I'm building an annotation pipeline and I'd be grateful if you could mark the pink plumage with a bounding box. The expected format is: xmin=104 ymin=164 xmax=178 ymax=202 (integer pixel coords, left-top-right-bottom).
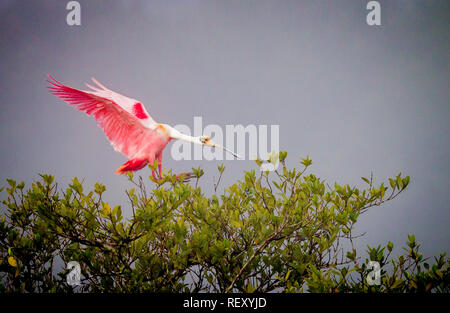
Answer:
xmin=47 ymin=75 xmax=169 ymax=176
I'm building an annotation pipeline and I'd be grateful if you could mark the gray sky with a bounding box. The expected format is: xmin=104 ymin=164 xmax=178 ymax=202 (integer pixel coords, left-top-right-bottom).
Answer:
xmin=0 ymin=0 xmax=448 ymax=259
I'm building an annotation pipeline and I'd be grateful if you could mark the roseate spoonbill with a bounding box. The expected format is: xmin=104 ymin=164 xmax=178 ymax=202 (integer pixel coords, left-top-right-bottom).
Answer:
xmin=46 ymin=75 xmax=239 ymax=180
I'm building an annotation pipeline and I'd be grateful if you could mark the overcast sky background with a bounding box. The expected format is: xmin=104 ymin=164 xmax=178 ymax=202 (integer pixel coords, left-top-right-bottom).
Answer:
xmin=0 ymin=0 xmax=448 ymax=260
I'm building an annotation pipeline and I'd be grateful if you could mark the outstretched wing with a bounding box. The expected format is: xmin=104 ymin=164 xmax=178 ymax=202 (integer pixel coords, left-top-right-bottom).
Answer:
xmin=47 ymin=75 xmax=160 ymax=159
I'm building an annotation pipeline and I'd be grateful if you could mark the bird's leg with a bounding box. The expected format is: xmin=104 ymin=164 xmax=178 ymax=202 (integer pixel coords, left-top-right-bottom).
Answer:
xmin=150 ymin=155 xmax=163 ymax=182
xmin=155 ymin=154 xmax=163 ymax=180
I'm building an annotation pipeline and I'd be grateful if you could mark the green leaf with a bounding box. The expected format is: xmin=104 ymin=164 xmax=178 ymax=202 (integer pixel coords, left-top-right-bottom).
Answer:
xmin=8 ymin=256 xmax=17 ymax=267
xmin=389 ymin=178 xmax=396 ymax=189
xmin=94 ymin=183 xmax=106 ymax=195
xmin=6 ymin=179 xmax=16 ymax=189
xmin=392 ymin=279 xmax=403 ymax=289
xmin=387 ymin=241 xmax=394 ymax=252
xmin=231 ymin=219 xmax=243 ymax=228
xmin=301 ymin=156 xmax=312 ymax=167
xmin=285 ymin=270 xmax=292 ymax=280
xmin=402 ymin=176 xmax=410 ymax=189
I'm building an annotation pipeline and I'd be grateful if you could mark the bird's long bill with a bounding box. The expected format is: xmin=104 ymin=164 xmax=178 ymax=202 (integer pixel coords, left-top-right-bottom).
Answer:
xmin=213 ymin=143 xmax=242 ymax=159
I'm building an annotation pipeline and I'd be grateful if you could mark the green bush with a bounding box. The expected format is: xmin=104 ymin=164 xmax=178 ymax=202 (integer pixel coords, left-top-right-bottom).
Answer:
xmin=0 ymin=153 xmax=448 ymax=292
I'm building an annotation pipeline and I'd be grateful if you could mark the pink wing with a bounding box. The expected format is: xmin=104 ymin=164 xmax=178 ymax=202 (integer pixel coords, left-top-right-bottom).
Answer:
xmin=47 ymin=75 xmax=162 ymax=159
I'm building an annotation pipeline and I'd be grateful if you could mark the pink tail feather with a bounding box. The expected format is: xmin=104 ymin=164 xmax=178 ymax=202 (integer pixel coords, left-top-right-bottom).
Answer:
xmin=115 ymin=159 xmax=148 ymax=174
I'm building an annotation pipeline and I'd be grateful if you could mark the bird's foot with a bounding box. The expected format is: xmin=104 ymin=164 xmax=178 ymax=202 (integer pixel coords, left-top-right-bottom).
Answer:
xmin=176 ymin=172 xmax=194 ymax=183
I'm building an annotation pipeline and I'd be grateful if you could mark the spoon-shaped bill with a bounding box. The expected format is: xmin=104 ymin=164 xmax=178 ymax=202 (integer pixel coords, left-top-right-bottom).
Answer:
xmin=213 ymin=143 xmax=242 ymax=159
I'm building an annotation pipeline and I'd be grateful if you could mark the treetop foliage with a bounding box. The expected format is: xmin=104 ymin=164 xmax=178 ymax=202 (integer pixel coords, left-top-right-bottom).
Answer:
xmin=0 ymin=153 xmax=448 ymax=293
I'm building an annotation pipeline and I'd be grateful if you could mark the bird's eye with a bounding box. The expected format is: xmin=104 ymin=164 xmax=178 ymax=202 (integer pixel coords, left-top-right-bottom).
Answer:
xmin=200 ymin=136 xmax=209 ymax=144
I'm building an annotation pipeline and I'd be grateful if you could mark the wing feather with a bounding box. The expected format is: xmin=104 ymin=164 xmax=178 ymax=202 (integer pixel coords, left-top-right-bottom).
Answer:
xmin=47 ymin=75 xmax=161 ymax=159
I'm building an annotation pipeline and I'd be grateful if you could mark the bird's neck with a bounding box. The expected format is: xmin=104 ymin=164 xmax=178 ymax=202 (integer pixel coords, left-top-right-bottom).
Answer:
xmin=164 ymin=124 xmax=200 ymax=144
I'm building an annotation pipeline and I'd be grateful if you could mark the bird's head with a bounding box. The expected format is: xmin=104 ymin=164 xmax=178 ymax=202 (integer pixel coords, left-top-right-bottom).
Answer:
xmin=199 ymin=135 xmax=242 ymax=159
